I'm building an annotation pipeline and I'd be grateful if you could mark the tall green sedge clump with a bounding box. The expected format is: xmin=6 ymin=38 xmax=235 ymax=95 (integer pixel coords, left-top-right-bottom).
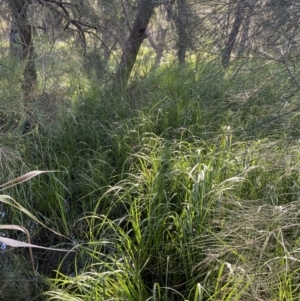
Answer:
xmin=41 ymin=111 xmax=264 ymax=299
xmin=42 ymin=119 xmax=293 ymax=300
xmin=4 ymin=55 xmax=300 ymax=300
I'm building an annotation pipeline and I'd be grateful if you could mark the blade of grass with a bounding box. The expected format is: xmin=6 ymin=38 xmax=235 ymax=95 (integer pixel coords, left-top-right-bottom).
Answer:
xmin=0 ymin=170 xmax=59 ymax=190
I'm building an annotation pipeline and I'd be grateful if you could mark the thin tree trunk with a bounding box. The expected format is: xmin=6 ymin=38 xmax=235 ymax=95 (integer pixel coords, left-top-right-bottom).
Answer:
xmin=9 ymin=1 xmax=37 ymax=96
xmin=9 ymin=0 xmax=37 ymax=132
xmin=238 ymin=0 xmax=257 ymax=55
xmin=146 ymin=27 xmax=167 ymax=66
xmin=9 ymin=13 xmax=21 ymax=59
xmin=20 ymin=23 xmax=37 ymax=98
xmin=114 ymin=0 xmax=158 ymax=88
xmin=177 ymin=0 xmax=188 ymax=65
xmin=221 ymin=0 xmax=246 ymax=67
xmin=101 ymin=19 xmax=111 ymax=61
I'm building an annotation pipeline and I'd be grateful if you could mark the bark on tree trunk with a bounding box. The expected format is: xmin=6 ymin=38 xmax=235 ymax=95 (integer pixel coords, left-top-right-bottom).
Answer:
xmin=177 ymin=0 xmax=188 ymax=65
xmin=20 ymin=23 xmax=37 ymax=97
xmin=238 ymin=0 xmax=257 ymax=55
xmin=9 ymin=1 xmax=37 ymax=96
xmin=101 ymin=19 xmax=112 ymax=62
xmin=114 ymin=0 xmax=158 ymax=88
xmin=146 ymin=27 xmax=167 ymax=67
xmin=221 ymin=0 xmax=246 ymax=68
xmin=9 ymin=0 xmax=37 ymax=132
xmin=9 ymin=13 xmax=21 ymax=59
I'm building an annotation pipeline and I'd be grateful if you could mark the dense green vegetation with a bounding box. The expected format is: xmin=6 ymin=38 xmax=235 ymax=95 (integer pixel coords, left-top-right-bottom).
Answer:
xmin=1 ymin=55 xmax=300 ymax=301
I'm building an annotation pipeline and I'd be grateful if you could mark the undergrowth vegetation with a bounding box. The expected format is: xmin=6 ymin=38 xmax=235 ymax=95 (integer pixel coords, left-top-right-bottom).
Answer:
xmin=1 ymin=57 xmax=300 ymax=300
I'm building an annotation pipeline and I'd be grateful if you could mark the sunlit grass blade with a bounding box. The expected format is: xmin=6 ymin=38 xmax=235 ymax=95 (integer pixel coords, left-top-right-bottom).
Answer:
xmin=0 ymin=170 xmax=59 ymax=190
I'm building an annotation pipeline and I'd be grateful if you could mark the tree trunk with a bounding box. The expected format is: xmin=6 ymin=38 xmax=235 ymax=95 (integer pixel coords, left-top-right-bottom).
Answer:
xmin=146 ymin=27 xmax=167 ymax=67
xmin=177 ymin=0 xmax=188 ymax=65
xmin=221 ymin=0 xmax=246 ymax=68
xmin=101 ymin=19 xmax=111 ymax=61
xmin=9 ymin=1 xmax=37 ymax=96
xmin=238 ymin=0 xmax=257 ymax=55
xmin=9 ymin=0 xmax=37 ymax=132
xmin=9 ymin=13 xmax=21 ymax=59
xmin=147 ymin=4 xmax=168 ymax=67
xmin=114 ymin=0 xmax=158 ymax=88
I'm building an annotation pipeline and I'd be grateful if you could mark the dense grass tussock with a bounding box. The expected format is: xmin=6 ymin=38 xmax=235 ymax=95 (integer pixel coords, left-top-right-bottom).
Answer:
xmin=2 ymin=57 xmax=300 ymax=300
